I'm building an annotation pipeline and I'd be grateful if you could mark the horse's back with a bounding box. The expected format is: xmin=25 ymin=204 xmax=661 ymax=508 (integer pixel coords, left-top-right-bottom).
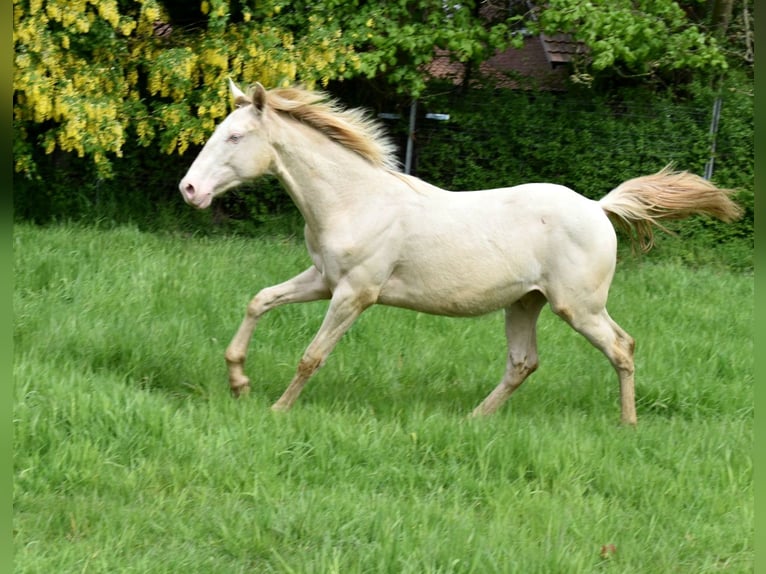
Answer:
xmin=429 ymin=182 xmax=615 ymax=256
xmin=496 ymin=182 xmax=614 ymax=246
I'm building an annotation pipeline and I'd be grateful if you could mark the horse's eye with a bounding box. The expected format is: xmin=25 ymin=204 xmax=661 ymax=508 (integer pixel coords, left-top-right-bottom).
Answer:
xmin=227 ymin=133 xmax=242 ymax=143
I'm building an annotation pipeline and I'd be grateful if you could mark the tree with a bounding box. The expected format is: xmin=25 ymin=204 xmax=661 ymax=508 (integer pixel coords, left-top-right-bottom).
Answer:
xmin=12 ymin=0 xmax=365 ymax=178
xmin=13 ymin=0 xmax=734 ymax=180
xmin=710 ymin=0 xmax=735 ymax=38
xmin=13 ymin=0 xmax=512 ymax=179
xmin=518 ymin=0 xmax=729 ymax=84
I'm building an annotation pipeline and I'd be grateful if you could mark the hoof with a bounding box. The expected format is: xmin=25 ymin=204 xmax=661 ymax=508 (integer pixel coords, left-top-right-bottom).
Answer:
xmin=230 ymin=382 xmax=251 ymax=398
xmin=469 ymin=405 xmax=493 ymax=418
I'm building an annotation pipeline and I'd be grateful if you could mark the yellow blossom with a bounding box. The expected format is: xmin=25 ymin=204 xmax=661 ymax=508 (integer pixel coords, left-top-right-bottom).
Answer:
xmin=120 ymin=21 xmax=136 ymax=36
xmin=98 ymin=0 xmax=120 ymax=28
xmin=142 ymin=3 xmax=160 ymax=23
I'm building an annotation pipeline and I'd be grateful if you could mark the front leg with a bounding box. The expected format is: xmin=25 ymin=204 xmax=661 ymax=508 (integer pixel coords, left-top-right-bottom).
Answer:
xmin=225 ymin=266 xmax=330 ymax=396
xmin=271 ymin=281 xmax=376 ymax=411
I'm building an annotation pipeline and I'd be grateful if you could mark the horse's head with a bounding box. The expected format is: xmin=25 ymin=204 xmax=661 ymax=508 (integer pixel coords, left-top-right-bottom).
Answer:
xmin=179 ymin=80 xmax=274 ymax=209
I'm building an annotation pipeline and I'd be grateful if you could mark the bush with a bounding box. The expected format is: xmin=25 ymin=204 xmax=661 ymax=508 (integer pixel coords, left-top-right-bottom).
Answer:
xmin=12 ymin=138 xmax=299 ymax=236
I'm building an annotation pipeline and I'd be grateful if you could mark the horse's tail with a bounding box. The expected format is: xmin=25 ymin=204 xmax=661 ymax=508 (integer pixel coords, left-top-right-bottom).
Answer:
xmin=599 ymin=165 xmax=742 ymax=251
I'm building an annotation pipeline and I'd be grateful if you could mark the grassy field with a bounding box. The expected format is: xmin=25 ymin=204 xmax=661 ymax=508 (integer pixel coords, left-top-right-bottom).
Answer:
xmin=14 ymin=223 xmax=753 ymax=573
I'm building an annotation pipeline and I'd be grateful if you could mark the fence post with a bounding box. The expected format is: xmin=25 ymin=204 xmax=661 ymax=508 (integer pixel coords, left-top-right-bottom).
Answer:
xmin=404 ymin=99 xmax=417 ymax=174
xmin=704 ymin=96 xmax=722 ymax=180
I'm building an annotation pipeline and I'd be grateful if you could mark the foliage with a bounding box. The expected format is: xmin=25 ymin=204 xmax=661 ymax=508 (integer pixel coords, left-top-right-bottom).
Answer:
xmin=14 ymin=224 xmax=753 ymax=572
xmin=13 ymin=0 xmax=513 ymax=179
xmin=417 ymin=80 xmax=751 ymax=192
xmin=521 ymin=0 xmax=729 ymax=84
xmin=14 ymin=0 xmax=737 ymax=180
xmin=12 ymin=0 xmax=356 ymax=178
xmin=266 ymin=0 xmax=516 ymax=92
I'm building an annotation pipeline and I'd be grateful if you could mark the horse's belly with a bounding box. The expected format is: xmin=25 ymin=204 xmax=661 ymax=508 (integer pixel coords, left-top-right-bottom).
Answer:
xmin=378 ymin=264 xmax=537 ymax=317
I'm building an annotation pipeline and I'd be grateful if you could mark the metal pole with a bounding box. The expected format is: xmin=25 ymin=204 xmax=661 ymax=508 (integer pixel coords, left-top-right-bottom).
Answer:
xmin=404 ymin=99 xmax=417 ymax=174
xmin=704 ymin=96 xmax=722 ymax=180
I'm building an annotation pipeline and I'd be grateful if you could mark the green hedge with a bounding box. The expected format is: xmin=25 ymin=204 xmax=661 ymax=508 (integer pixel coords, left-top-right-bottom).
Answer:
xmin=417 ymin=81 xmax=752 ymax=191
xmin=12 ymin=132 xmax=292 ymax=234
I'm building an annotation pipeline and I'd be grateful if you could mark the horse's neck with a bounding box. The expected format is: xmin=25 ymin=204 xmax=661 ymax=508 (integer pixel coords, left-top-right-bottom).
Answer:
xmin=270 ymin=120 xmax=393 ymax=231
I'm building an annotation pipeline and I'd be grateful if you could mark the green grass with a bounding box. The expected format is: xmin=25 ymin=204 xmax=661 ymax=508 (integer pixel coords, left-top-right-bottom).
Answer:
xmin=14 ymin=223 xmax=753 ymax=573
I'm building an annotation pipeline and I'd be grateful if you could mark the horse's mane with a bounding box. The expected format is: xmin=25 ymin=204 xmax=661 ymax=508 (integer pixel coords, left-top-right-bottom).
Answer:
xmin=251 ymin=85 xmax=400 ymax=171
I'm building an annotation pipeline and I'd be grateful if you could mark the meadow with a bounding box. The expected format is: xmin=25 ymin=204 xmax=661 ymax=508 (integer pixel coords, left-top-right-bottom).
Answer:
xmin=13 ymin=223 xmax=753 ymax=573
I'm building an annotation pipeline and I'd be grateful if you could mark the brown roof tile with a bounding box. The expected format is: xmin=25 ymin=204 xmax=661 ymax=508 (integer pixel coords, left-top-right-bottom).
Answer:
xmin=425 ymin=35 xmax=574 ymax=90
xmin=540 ymin=33 xmax=588 ymax=65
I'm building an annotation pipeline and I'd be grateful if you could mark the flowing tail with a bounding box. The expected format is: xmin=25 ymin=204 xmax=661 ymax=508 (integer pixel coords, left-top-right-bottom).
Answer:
xmin=599 ymin=165 xmax=743 ymax=251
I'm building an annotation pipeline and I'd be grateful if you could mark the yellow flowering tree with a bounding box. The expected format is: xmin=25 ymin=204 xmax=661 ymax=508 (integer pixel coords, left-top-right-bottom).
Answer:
xmin=13 ymin=0 xmax=363 ymax=179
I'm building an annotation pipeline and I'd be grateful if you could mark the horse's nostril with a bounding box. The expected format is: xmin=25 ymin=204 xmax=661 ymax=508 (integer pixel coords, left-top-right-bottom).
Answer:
xmin=181 ymin=181 xmax=195 ymax=199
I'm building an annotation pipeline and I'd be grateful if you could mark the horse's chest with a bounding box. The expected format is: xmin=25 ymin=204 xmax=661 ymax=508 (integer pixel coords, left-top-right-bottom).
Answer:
xmin=305 ymin=230 xmax=396 ymax=289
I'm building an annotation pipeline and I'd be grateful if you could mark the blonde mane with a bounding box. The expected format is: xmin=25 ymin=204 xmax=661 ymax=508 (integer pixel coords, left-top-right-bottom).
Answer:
xmin=251 ymin=85 xmax=400 ymax=171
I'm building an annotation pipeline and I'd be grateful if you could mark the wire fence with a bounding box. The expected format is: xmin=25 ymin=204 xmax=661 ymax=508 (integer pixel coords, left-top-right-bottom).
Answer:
xmin=374 ymin=89 xmax=721 ymax=195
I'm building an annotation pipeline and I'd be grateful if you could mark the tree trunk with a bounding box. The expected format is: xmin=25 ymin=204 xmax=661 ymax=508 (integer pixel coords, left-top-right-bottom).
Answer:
xmin=710 ymin=0 xmax=734 ymax=38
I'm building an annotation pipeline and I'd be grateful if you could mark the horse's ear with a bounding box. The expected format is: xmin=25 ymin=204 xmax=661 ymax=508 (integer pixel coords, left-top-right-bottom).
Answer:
xmin=228 ymin=77 xmax=250 ymax=108
xmin=252 ymin=82 xmax=267 ymax=112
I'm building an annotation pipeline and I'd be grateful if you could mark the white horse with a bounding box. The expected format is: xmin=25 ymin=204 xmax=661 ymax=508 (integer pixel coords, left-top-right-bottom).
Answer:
xmin=179 ymin=81 xmax=741 ymax=425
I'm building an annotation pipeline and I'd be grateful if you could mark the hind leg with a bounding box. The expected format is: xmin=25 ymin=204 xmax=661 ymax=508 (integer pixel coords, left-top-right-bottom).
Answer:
xmin=554 ymin=305 xmax=636 ymax=425
xmin=471 ymin=291 xmax=547 ymax=417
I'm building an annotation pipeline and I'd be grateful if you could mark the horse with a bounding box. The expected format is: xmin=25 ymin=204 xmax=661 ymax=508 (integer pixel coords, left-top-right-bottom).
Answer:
xmin=179 ymin=80 xmax=741 ymax=425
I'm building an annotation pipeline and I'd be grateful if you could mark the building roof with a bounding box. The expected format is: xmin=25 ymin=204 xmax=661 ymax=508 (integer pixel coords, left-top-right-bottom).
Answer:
xmin=539 ymin=33 xmax=587 ymax=65
xmin=426 ymin=33 xmax=583 ymax=91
